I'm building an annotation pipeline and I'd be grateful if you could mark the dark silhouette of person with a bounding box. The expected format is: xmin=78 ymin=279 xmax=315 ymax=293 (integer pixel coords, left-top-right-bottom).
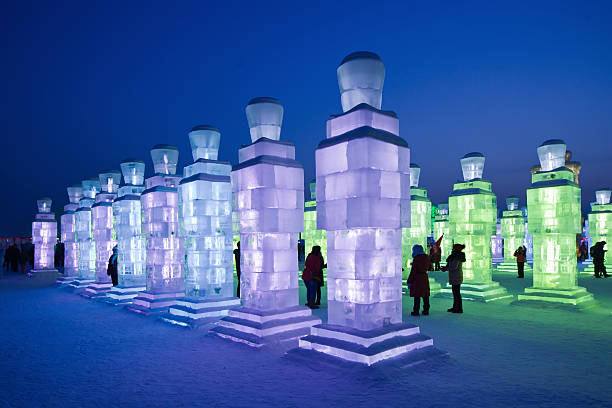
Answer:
xmin=107 ymin=246 xmax=119 ymax=286
xmin=5 ymin=244 xmax=20 ymax=272
xmin=443 ymin=244 xmax=466 ymax=313
xmin=407 ymin=245 xmax=431 ymax=316
xmin=315 ymin=249 xmax=326 ymax=306
xmin=303 ymin=246 xmax=324 ymax=309
xmin=513 ymin=245 xmax=527 ymax=278
xmin=234 ymin=241 xmax=241 ymax=297
xmin=591 ymin=241 xmax=609 ymax=278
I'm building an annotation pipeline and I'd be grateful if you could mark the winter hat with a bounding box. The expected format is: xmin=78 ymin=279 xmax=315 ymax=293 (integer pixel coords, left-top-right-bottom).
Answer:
xmin=453 ymin=244 xmax=466 ymax=251
xmin=412 ymin=245 xmax=425 ymax=258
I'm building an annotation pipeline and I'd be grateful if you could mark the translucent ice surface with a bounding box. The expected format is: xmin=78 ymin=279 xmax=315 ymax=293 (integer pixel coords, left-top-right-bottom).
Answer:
xmin=537 ymin=139 xmax=566 ymax=172
xmin=460 ymin=152 xmax=485 ymax=181
xmin=189 ymin=125 xmax=220 ymax=161
xmin=246 ymin=97 xmax=283 ymax=142
xmin=596 ymin=189 xmax=611 ymax=205
xmin=337 ymin=51 xmax=385 ymax=112
xmin=120 ymin=159 xmax=145 ymax=186
xmin=151 ymin=145 xmax=179 ymax=175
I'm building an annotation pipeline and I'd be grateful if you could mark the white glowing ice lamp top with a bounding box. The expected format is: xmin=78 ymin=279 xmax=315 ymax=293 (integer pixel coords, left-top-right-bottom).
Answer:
xmin=337 ymin=51 xmax=385 ymax=112
xmin=82 ymin=178 xmax=101 ymax=198
xmin=246 ymin=97 xmax=283 ymax=142
xmin=460 ymin=152 xmax=485 ymax=181
xmin=438 ymin=203 xmax=449 ymax=215
xmin=120 ymin=159 xmax=145 ymax=186
xmin=596 ymin=189 xmax=611 ymax=205
xmin=99 ymin=170 xmax=121 ymax=193
xmin=189 ymin=125 xmax=220 ymax=161
xmin=67 ymin=184 xmax=83 ymax=204
xmin=409 ymin=163 xmax=421 ymax=187
xmin=537 ymin=139 xmax=566 ymax=171
xmin=37 ymin=197 xmax=52 ymax=213
xmin=150 ymin=144 xmax=179 ymax=175
xmin=506 ymin=196 xmax=519 ymax=210
xmin=309 ymin=181 xmax=316 ymax=201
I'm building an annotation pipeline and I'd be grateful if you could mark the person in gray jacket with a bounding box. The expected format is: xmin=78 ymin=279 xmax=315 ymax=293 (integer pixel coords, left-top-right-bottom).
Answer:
xmin=442 ymin=244 xmax=466 ymax=313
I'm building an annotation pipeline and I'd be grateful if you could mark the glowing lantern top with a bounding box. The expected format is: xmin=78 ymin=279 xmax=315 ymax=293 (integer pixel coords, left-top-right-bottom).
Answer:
xmin=409 ymin=163 xmax=421 ymax=187
xmin=189 ymin=125 xmax=220 ymax=161
xmin=82 ymin=178 xmax=101 ymax=199
xmin=150 ymin=144 xmax=179 ymax=175
xmin=460 ymin=152 xmax=485 ymax=181
xmin=438 ymin=203 xmax=449 ymax=215
xmin=99 ymin=170 xmax=121 ymax=193
xmin=596 ymin=189 xmax=611 ymax=205
xmin=120 ymin=159 xmax=145 ymax=186
xmin=309 ymin=180 xmax=316 ymax=201
xmin=506 ymin=196 xmax=519 ymax=210
xmin=537 ymin=139 xmax=566 ymax=171
xmin=246 ymin=97 xmax=283 ymax=142
xmin=337 ymin=51 xmax=385 ymax=112
xmin=37 ymin=197 xmax=52 ymax=213
xmin=67 ymin=184 xmax=83 ymax=204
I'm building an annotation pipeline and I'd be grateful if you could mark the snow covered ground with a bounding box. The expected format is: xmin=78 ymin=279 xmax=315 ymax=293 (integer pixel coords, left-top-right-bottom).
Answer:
xmin=1 ymin=267 xmax=611 ymax=408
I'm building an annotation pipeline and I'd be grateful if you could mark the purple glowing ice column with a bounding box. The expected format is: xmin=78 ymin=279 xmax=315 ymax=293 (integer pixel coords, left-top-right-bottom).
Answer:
xmin=31 ymin=197 xmax=57 ymax=274
xmin=128 ymin=145 xmax=184 ymax=314
xmin=56 ymin=185 xmax=83 ymax=284
xmin=212 ymin=97 xmax=320 ymax=345
xmin=296 ymin=52 xmax=441 ymax=365
xmin=163 ymin=126 xmax=240 ymax=327
xmin=72 ymin=178 xmax=101 ymax=288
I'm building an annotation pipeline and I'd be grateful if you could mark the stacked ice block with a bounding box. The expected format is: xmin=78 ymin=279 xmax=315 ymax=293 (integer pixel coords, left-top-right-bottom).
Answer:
xmin=433 ymin=203 xmax=452 ymax=262
xmin=127 ymin=145 xmax=185 ymax=314
xmin=496 ymin=197 xmax=532 ymax=273
xmin=491 ymin=221 xmax=504 ymax=263
xmin=84 ymin=170 xmax=121 ymax=298
xmin=441 ymin=153 xmax=510 ymax=302
xmin=57 ymin=185 xmax=83 ymax=284
xmin=302 ymin=181 xmax=327 ymax=270
xmin=518 ymin=140 xmax=594 ymax=307
xmin=71 ymin=178 xmax=100 ymax=288
xmin=294 ymin=52 xmax=442 ymax=366
xmin=583 ymin=189 xmax=612 ymax=274
xmin=31 ymin=197 xmax=57 ymax=274
xmin=522 ymin=206 xmax=534 ymax=262
xmin=105 ymin=159 xmax=147 ymax=304
xmin=212 ymin=97 xmax=320 ymax=346
xmin=163 ymin=126 xmax=240 ymax=327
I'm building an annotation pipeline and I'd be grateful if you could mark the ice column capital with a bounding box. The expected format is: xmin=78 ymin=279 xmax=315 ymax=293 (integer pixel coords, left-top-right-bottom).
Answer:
xmin=151 ymin=144 xmax=179 ymax=175
xmin=120 ymin=159 xmax=145 ymax=186
xmin=99 ymin=170 xmax=122 ymax=193
xmin=337 ymin=51 xmax=385 ymax=112
xmin=67 ymin=185 xmax=83 ymax=204
xmin=409 ymin=164 xmax=421 ymax=188
xmin=438 ymin=203 xmax=449 ymax=215
xmin=37 ymin=197 xmax=52 ymax=213
xmin=460 ymin=152 xmax=485 ymax=181
xmin=537 ymin=139 xmax=566 ymax=171
xmin=506 ymin=196 xmax=519 ymax=211
xmin=82 ymin=178 xmax=101 ymax=198
xmin=596 ymin=189 xmax=611 ymax=205
xmin=189 ymin=125 xmax=221 ymax=161
xmin=246 ymin=97 xmax=283 ymax=143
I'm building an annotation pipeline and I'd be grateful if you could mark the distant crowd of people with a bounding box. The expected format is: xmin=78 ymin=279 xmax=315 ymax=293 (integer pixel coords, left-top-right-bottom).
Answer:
xmin=0 ymin=241 xmax=34 ymax=274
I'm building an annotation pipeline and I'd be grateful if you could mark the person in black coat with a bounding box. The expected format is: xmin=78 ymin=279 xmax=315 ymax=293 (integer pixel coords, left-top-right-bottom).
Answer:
xmin=442 ymin=244 xmax=466 ymax=313
xmin=591 ymin=241 xmax=610 ymax=278
xmin=234 ymin=241 xmax=241 ymax=297
xmin=107 ymin=246 xmax=119 ymax=286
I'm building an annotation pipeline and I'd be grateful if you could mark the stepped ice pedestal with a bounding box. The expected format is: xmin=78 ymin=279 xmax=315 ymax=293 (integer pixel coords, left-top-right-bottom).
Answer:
xmin=31 ymin=198 xmax=58 ymax=276
xmin=212 ymin=98 xmax=320 ymax=344
xmin=496 ymin=197 xmax=532 ymax=274
xmin=57 ymin=185 xmax=83 ymax=285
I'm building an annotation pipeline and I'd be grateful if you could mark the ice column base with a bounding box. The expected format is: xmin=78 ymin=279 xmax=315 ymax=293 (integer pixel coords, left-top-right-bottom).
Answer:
xmin=56 ymin=274 xmax=78 ymax=286
xmin=402 ymin=277 xmax=440 ymax=296
xmin=211 ymin=306 xmax=321 ymax=347
xmin=160 ymin=297 xmax=241 ymax=328
xmin=516 ymin=286 xmax=596 ymax=309
xmin=101 ymin=285 xmax=147 ymax=305
xmin=439 ymin=282 xmax=513 ymax=302
xmin=66 ymin=278 xmax=95 ymax=290
xmin=125 ymin=291 xmax=184 ymax=315
xmin=81 ymin=282 xmax=113 ymax=298
xmin=495 ymin=261 xmax=533 ymax=273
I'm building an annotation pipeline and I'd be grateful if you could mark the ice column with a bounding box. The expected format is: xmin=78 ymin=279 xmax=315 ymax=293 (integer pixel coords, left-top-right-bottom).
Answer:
xmin=163 ymin=126 xmax=240 ymax=327
xmin=441 ymin=152 xmax=510 ymax=302
xmin=31 ymin=197 xmax=57 ymax=274
xmin=212 ymin=97 xmax=320 ymax=346
xmin=433 ymin=203 xmax=452 ymax=262
xmin=518 ymin=140 xmax=594 ymax=307
xmin=127 ymin=145 xmax=184 ymax=314
xmin=72 ymin=178 xmax=100 ymax=288
xmin=496 ymin=197 xmax=532 ymax=273
xmin=57 ymin=185 xmax=83 ymax=284
xmin=583 ymin=189 xmax=612 ymax=274
xmin=303 ymin=180 xmax=327 ymax=265
xmin=105 ymin=159 xmax=147 ymax=304
xmin=295 ymin=52 xmax=442 ymax=366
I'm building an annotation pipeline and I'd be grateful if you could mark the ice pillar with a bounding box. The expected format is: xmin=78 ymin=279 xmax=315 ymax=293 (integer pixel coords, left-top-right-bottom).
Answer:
xmin=303 ymin=180 xmax=327 ymax=265
xmin=72 ymin=178 xmax=100 ymax=288
xmin=583 ymin=189 xmax=612 ymax=274
xmin=31 ymin=197 xmax=57 ymax=274
xmin=496 ymin=197 xmax=532 ymax=273
xmin=57 ymin=185 xmax=83 ymax=284
xmin=212 ymin=97 xmax=320 ymax=346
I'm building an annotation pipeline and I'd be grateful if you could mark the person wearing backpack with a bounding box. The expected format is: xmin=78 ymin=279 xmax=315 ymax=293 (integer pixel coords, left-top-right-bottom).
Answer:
xmin=107 ymin=246 xmax=119 ymax=286
xmin=513 ymin=246 xmax=527 ymax=278
xmin=442 ymin=244 xmax=466 ymax=313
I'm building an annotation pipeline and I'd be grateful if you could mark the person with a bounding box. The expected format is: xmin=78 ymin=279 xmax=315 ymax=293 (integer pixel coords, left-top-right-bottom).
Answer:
xmin=590 ymin=241 xmax=610 ymax=278
xmin=4 ymin=243 xmax=20 ymax=272
xmin=314 ymin=249 xmax=327 ymax=306
xmin=19 ymin=244 xmax=28 ymax=274
xmin=442 ymin=243 xmax=466 ymax=313
xmin=303 ymin=246 xmax=324 ymax=309
xmin=431 ymin=235 xmax=443 ymax=271
xmin=513 ymin=245 xmax=527 ymax=278
xmin=233 ymin=241 xmax=241 ymax=297
xmin=579 ymin=242 xmax=588 ymax=261
xmin=407 ymin=245 xmax=431 ymax=316
xmin=107 ymin=246 xmax=119 ymax=286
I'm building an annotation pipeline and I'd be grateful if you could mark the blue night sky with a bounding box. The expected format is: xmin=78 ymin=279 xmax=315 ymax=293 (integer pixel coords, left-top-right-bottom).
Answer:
xmin=2 ymin=0 xmax=611 ymax=236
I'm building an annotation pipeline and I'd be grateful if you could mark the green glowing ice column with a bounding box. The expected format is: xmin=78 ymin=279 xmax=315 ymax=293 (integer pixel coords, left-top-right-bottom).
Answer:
xmin=433 ymin=203 xmax=451 ymax=263
xmin=582 ymin=190 xmax=612 ymax=275
xmin=401 ymin=164 xmax=440 ymax=294
xmin=303 ymin=181 xmax=327 ymax=263
xmin=517 ymin=140 xmax=594 ymax=307
xmin=441 ymin=153 xmax=511 ymax=302
xmin=496 ymin=197 xmax=532 ymax=273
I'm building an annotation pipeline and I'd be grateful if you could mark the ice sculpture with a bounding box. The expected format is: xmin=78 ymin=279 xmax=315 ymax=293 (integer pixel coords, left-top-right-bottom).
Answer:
xmin=56 ymin=185 xmax=83 ymax=284
xmin=70 ymin=178 xmax=101 ymax=288
xmin=517 ymin=140 xmax=594 ymax=307
xmin=212 ymin=97 xmax=320 ymax=345
xmin=83 ymin=170 xmax=122 ymax=298
xmin=491 ymin=221 xmax=503 ymax=263
xmin=294 ymin=52 xmax=442 ymax=366
xmin=401 ymin=164 xmax=440 ymax=295
xmin=522 ymin=206 xmax=534 ymax=262
xmin=105 ymin=159 xmax=147 ymax=304
xmin=582 ymin=189 xmax=612 ymax=275
xmin=496 ymin=197 xmax=532 ymax=274
xmin=433 ymin=203 xmax=452 ymax=262
xmin=441 ymin=153 xmax=510 ymax=302
xmin=31 ymin=197 xmax=57 ymax=274
xmin=127 ymin=145 xmax=185 ymax=314
xmin=303 ymin=181 xmax=327 ymax=267
xmin=162 ymin=126 xmax=240 ymax=327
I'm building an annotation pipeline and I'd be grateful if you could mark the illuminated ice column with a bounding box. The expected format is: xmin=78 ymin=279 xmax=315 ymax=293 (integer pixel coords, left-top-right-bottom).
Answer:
xmin=31 ymin=198 xmax=57 ymax=274
xmin=213 ymin=97 xmax=320 ymax=345
xmin=522 ymin=206 xmax=534 ymax=262
xmin=491 ymin=220 xmax=503 ymax=263
xmin=518 ymin=140 xmax=594 ymax=307
xmin=56 ymin=185 xmax=83 ymax=284
xmin=72 ymin=178 xmax=101 ymax=288
xmin=442 ymin=152 xmax=510 ymax=302
xmin=105 ymin=159 xmax=147 ymax=305
xmin=296 ymin=52 xmax=441 ymax=366
xmin=127 ymin=145 xmax=184 ymax=315
xmin=496 ymin=197 xmax=532 ymax=273
xmin=163 ymin=126 xmax=240 ymax=327
xmin=84 ymin=170 xmax=122 ymax=298
xmin=582 ymin=190 xmax=612 ymax=275
xmin=303 ymin=180 xmax=327 ymax=263
xmin=433 ymin=203 xmax=452 ymax=262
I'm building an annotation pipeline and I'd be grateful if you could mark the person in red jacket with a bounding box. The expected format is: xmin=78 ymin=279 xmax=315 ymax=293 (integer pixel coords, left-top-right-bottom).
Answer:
xmin=407 ymin=244 xmax=431 ymax=316
xmin=302 ymin=246 xmax=324 ymax=309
